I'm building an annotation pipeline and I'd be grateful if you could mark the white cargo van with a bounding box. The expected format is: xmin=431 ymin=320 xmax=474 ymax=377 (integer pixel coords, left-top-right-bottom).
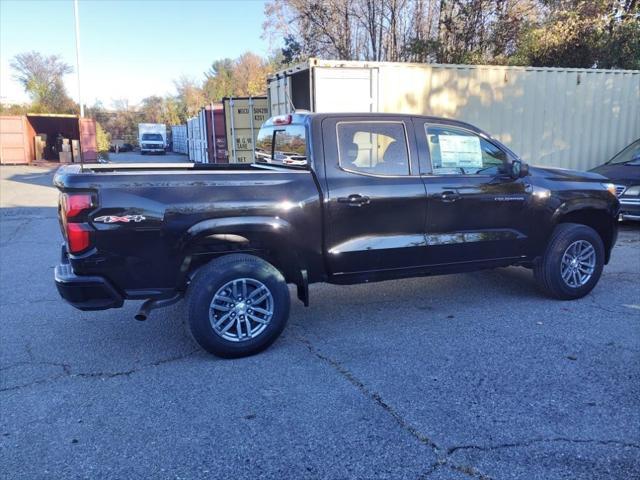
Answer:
xmin=138 ymin=123 xmax=166 ymax=155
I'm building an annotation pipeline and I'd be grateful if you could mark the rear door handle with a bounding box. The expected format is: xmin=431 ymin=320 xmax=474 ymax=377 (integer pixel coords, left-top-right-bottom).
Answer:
xmin=337 ymin=194 xmax=371 ymax=206
xmin=439 ymin=190 xmax=461 ymax=202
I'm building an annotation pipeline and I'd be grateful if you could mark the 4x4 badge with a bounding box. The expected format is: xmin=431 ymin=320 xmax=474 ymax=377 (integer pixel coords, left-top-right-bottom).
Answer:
xmin=94 ymin=215 xmax=146 ymax=224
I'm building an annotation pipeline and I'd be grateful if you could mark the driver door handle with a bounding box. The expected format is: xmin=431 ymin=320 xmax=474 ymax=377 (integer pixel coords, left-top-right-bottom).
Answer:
xmin=439 ymin=190 xmax=461 ymax=202
xmin=337 ymin=194 xmax=371 ymax=207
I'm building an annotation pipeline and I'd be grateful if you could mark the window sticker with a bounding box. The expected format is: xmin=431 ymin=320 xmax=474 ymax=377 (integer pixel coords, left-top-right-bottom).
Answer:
xmin=439 ymin=135 xmax=482 ymax=168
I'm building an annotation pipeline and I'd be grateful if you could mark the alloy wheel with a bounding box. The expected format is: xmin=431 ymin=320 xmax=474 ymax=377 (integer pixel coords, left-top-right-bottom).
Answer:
xmin=560 ymin=240 xmax=596 ymax=288
xmin=209 ymin=278 xmax=274 ymax=342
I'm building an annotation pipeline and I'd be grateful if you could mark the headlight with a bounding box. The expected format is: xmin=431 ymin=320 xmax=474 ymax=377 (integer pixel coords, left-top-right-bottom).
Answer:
xmin=532 ymin=186 xmax=551 ymax=200
xmin=623 ymin=185 xmax=640 ymax=196
xmin=602 ymin=183 xmax=617 ymax=196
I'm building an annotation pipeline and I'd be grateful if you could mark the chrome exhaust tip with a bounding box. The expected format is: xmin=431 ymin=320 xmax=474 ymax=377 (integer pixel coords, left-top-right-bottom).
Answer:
xmin=134 ymin=294 xmax=183 ymax=321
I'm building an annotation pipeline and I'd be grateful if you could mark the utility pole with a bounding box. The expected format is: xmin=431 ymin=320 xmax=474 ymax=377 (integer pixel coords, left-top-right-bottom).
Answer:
xmin=73 ymin=0 xmax=84 ymax=117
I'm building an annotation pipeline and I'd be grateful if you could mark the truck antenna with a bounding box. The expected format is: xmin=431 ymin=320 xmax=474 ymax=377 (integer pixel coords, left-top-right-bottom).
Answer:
xmin=79 ymin=119 xmax=84 ymax=172
xmin=284 ymin=76 xmax=296 ymax=113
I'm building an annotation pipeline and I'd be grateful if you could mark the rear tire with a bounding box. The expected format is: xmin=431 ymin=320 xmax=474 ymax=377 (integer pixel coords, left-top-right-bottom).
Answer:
xmin=533 ymin=223 xmax=604 ymax=300
xmin=187 ymin=254 xmax=290 ymax=358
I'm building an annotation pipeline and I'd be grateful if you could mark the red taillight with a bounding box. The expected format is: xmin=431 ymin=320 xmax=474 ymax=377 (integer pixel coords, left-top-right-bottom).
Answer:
xmin=67 ymin=223 xmax=91 ymax=253
xmin=273 ymin=114 xmax=292 ymax=125
xmin=60 ymin=192 xmax=95 ymax=254
xmin=63 ymin=193 xmax=93 ymax=219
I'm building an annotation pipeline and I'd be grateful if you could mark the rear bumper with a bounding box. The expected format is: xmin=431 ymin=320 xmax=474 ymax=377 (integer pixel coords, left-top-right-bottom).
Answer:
xmin=54 ymin=261 xmax=124 ymax=311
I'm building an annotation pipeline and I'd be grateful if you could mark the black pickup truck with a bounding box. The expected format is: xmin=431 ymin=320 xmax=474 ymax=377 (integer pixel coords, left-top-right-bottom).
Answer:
xmin=55 ymin=113 xmax=619 ymax=357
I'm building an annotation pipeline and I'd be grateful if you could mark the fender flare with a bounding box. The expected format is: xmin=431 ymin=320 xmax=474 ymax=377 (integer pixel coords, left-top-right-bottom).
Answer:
xmin=549 ymin=198 xmax=617 ymax=263
xmin=180 ymin=216 xmax=293 ymax=246
xmin=550 ymin=197 xmax=611 ymax=225
xmin=178 ymin=215 xmax=303 ymax=281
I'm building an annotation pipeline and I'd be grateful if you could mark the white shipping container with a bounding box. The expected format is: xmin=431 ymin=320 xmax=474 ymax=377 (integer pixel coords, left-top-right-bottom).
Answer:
xmin=186 ymin=114 xmax=207 ymax=163
xmin=268 ymin=58 xmax=640 ymax=171
xmin=171 ymin=125 xmax=187 ymax=154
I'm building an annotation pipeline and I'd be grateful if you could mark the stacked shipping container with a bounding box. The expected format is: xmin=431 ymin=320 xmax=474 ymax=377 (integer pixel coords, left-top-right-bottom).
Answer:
xmin=224 ymin=97 xmax=269 ymax=163
xmin=268 ymin=58 xmax=639 ymax=171
xmin=171 ymin=125 xmax=187 ymax=154
xmin=185 ymin=97 xmax=268 ymax=164
xmin=187 ymin=105 xmax=223 ymax=163
xmin=0 ymin=114 xmax=97 ymax=164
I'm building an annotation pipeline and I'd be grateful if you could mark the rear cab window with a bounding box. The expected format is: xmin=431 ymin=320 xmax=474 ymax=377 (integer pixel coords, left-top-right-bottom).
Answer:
xmin=255 ymin=123 xmax=308 ymax=168
xmin=337 ymin=122 xmax=410 ymax=176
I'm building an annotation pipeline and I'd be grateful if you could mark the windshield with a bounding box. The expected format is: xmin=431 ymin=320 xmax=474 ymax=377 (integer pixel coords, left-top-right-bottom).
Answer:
xmin=255 ymin=124 xmax=308 ymax=168
xmin=607 ymin=139 xmax=640 ymax=165
xmin=142 ymin=133 xmax=163 ymax=141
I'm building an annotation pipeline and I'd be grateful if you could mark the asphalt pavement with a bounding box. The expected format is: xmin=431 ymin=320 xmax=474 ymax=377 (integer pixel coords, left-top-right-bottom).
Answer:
xmin=1 ymin=164 xmax=638 ymax=480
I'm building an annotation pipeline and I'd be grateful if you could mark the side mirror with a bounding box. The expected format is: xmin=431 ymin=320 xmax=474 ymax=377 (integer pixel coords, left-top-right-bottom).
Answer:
xmin=510 ymin=160 xmax=529 ymax=179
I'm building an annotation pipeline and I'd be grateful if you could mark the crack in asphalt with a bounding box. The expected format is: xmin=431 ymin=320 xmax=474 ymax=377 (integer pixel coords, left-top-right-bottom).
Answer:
xmin=295 ymin=334 xmax=440 ymax=450
xmin=416 ymin=461 xmax=442 ymax=479
xmin=588 ymin=294 xmax=636 ymax=315
xmin=0 ymin=349 xmax=200 ymax=393
xmin=0 ymin=361 xmax=70 ymax=373
xmin=418 ymin=461 xmax=493 ymax=480
xmin=446 ymin=463 xmax=493 ymax=479
xmin=0 ymin=214 xmax=58 ymax=248
xmin=447 ymin=437 xmax=640 ymax=455
xmin=295 ymin=333 xmax=494 ymax=480
xmin=0 ymin=217 xmax=33 ymax=247
xmin=602 ymin=270 xmax=640 ymax=278
xmin=2 ymin=298 xmax=60 ymax=307
xmin=296 ymin=332 xmax=640 ymax=480
xmin=25 ymin=341 xmax=35 ymax=361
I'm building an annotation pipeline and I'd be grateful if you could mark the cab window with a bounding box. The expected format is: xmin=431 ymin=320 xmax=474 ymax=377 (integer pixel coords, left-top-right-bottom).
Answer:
xmin=607 ymin=139 xmax=640 ymax=165
xmin=255 ymin=125 xmax=307 ymax=167
xmin=255 ymin=127 xmax=274 ymax=163
xmin=425 ymin=125 xmax=507 ymax=175
xmin=337 ymin=122 xmax=410 ymax=176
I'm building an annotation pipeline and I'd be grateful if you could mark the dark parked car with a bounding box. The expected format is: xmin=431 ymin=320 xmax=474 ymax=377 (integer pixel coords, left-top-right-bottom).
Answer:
xmin=54 ymin=113 xmax=620 ymax=357
xmin=109 ymin=143 xmax=134 ymax=153
xmin=591 ymin=139 xmax=640 ymax=221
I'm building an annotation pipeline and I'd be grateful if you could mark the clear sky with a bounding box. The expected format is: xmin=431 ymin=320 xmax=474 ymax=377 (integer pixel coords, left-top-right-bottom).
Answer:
xmin=0 ymin=0 xmax=271 ymax=108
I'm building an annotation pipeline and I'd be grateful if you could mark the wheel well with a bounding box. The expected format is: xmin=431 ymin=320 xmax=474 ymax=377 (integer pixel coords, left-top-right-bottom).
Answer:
xmin=184 ymin=246 xmax=304 ymax=299
xmin=557 ymin=209 xmax=615 ymax=262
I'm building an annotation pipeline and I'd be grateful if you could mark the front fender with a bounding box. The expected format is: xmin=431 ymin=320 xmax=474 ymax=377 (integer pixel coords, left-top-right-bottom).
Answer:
xmin=549 ymin=196 xmax=618 ymax=263
xmin=550 ymin=197 xmax=613 ymax=225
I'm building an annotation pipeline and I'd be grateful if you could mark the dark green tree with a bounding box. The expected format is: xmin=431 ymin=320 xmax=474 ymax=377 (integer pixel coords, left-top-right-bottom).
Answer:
xmin=10 ymin=51 xmax=77 ymax=113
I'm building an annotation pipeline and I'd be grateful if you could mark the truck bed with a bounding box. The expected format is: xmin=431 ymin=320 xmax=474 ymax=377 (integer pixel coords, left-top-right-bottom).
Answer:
xmin=64 ymin=162 xmax=280 ymax=172
xmin=53 ymin=162 xmax=324 ymax=298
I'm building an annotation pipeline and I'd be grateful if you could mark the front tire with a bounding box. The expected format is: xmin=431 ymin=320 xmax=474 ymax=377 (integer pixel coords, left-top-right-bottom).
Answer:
xmin=534 ymin=223 xmax=604 ymax=300
xmin=187 ymin=254 xmax=290 ymax=358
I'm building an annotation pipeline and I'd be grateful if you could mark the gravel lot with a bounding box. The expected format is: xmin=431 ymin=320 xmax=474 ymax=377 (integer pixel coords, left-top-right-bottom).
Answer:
xmin=1 ymin=164 xmax=639 ymax=480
